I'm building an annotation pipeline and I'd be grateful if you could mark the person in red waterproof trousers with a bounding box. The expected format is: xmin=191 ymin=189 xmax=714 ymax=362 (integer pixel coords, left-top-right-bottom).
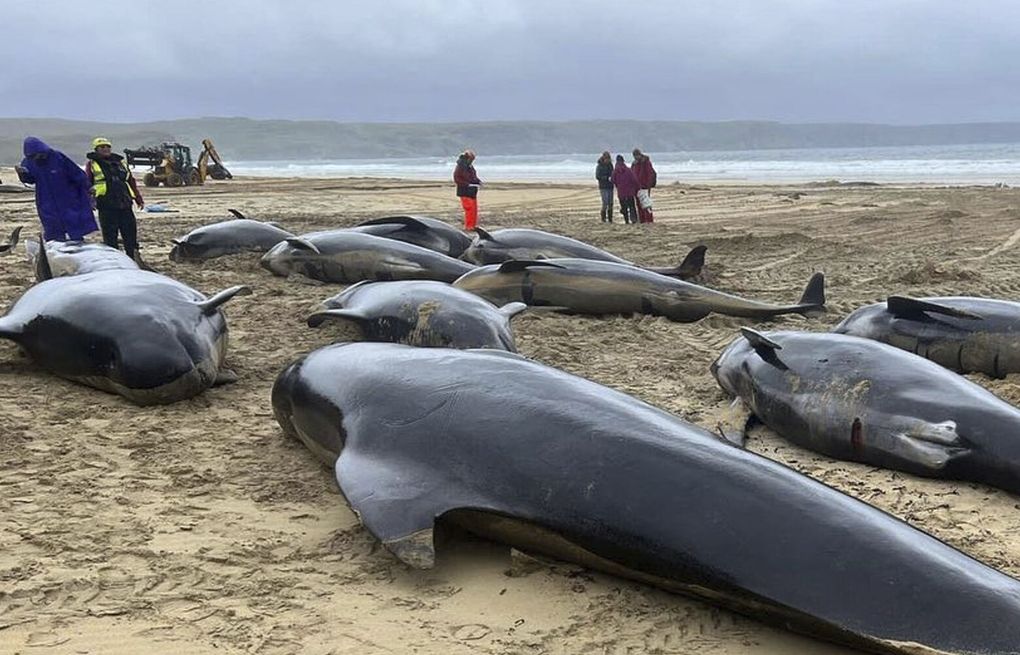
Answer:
xmin=631 ymin=148 xmax=657 ymax=224
xmin=454 ymin=150 xmax=481 ymax=230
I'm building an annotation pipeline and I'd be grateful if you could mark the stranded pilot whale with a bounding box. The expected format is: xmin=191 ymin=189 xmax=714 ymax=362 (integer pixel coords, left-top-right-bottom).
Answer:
xmin=25 ymin=237 xmax=151 ymax=278
xmin=273 ymin=342 xmax=1020 ymax=655
xmin=260 ymin=231 xmax=476 ymax=283
xmin=169 ymin=210 xmax=295 ymax=261
xmin=308 ymin=280 xmax=526 ymax=350
xmin=463 ymin=227 xmax=706 ymax=279
xmin=0 ymin=240 xmax=251 ymax=404
xmin=350 ymin=216 xmax=473 ymax=258
xmin=453 ymin=259 xmax=824 ymax=322
xmin=713 ymin=328 xmax=1020 ymax=496
xmin=834 ymin=295 xmax=1020 ymax=378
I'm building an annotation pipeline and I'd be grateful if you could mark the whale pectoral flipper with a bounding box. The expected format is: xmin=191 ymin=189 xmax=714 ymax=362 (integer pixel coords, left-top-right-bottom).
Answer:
xmin=886 ymin=296 xmax=983 ymax=321
xmin=335 ymin=453 xmax=491 ymax=569
xmin=715 ymin=398 xmax=756 ymax=447
xmin=869 ymin=418 xmax=970 ymax=470
xmin=198 ymin=285 xmax=253 ymax=314
xmin=496 ymin=260 xmax=566 ymax=273
xmin=307 ymin=309 xmax=367 ymax=328
xmin=35 ymin=232 xmax=52 ymax=282
xmin=498 ymin=302 xmax=528 ymax=320
xmin=285 ymin=237 xmax=321 ymax=254
xmin=214 ymin=368 xmax=239 ymax=385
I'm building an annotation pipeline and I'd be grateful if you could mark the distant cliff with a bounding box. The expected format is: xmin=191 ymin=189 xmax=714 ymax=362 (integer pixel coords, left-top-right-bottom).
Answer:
xmin=4 ymin=117 xmax=1020 ymax=165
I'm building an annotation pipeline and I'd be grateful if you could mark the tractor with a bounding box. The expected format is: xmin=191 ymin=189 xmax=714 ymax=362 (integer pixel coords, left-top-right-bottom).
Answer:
xmin=125 ymin=139 xmax=232 ymax=187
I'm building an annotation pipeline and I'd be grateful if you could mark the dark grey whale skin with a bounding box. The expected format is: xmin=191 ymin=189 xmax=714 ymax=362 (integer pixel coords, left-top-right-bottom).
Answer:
xmin=461 ymin=227 xmax=706 ymax=279
xmin=834 ymin=296 xmax=1020 ymax=378
xmin=309 ymin=280 xmax=525 ymax=350
xmin=260 ymin=231 xmax=476 ymax=284
xmin=713 ymin=330 xmax=1020 ymax=496
xmin=350 ymin=216 xmax=473 ymax=258
xmin=0 ymin=270 xmax=248 ymax=405
xmin=272 ymin=342 xmax=1020 ymax=655
xmin=169 ymin=219 xmax=295 ymax=261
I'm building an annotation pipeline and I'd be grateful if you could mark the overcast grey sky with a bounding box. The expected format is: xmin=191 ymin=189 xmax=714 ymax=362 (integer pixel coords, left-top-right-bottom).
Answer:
xmin=3 ymin=0 xmax=1018 ymax=124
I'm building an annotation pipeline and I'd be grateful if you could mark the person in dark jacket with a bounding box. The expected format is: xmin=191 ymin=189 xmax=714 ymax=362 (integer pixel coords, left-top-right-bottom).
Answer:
xmin=595 ymin=151 xmax=614 ymax=223
xmin=611 ymin=155 xmax=639 ymax=224
xmin=14 ymin=136 xmax=98 ymax=242
xmin=453 ymin=150 xmax=482 ymax=230
xmin=85 ymin=137 xmax=144 ymax=256
xmin=631 ymin=148 xmax=657 ymax=224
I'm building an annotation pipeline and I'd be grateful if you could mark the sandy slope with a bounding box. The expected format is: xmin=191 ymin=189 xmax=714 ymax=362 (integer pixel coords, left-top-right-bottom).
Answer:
xmin=2 ymin=170 xmax=1020 ymax=654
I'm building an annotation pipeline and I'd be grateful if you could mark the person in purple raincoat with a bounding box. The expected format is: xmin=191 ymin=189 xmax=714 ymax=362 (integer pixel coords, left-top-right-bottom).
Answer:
xmin=15 ymin=137 xmax=98 ymax=242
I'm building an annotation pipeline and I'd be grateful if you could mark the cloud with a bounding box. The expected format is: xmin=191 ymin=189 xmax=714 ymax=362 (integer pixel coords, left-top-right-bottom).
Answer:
xmin=2 ymin=0 xmax=1019 ymax=123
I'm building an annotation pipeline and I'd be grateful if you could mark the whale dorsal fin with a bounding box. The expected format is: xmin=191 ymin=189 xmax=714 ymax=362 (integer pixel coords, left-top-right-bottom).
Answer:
xmin=886 ymin=296 xmax=983 ymax=321
xmin=0 ymin=226 xmax=22 ymax=255
xmin=358 ymin=216 xmax=429 ymax=231
xmin=497 ymin=260 xmax=565 ymax=274
xmin=228 ymin=209 xmax=247 ymax=220
xmin=285 ymin=237 xmax=321 ymax=254
xmin=678 ymin=244 xmax=707 ymax=279
xmin=474 ymin=227 xmax=496 ymax=241
xmin=307 ymin=309 xmax=368 ymax=328
xmin=198 ymin=285 xmax=252 ymax=314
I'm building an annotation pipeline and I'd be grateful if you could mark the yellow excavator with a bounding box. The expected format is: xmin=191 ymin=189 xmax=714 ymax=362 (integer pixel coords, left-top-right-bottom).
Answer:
xmin=125 ymin=138 xmax=232 ymax=187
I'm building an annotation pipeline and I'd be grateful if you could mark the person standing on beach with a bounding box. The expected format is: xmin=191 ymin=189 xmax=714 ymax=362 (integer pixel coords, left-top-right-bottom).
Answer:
xmin=631 ymin=148 xmax=657 ymax=223
xmin=15 ymin=136 xmax=98 ymax=242
xmin=595 ymin=151 xmax=614 ymax=223
xmin=454 ymin=150 xmax=482 ymax=230
xmin=85 ymin=137 xmax=144 ymax=257
xmin=611 ymin=155 xmax=639 ymax=224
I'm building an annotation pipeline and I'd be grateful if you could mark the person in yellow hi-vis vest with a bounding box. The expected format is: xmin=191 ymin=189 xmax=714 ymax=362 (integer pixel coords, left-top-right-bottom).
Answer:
xmin=85 ymin=137 xmax=144 ymax=256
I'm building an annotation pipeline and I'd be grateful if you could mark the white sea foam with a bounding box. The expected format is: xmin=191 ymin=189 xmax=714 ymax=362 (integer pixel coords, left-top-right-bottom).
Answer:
xmin=227 ymin=143 xmax=1020 ymax=184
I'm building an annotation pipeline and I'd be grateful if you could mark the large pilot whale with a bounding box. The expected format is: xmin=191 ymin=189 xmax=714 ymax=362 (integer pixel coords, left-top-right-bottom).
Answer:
xmin=834 ymin=295 xmax=1020 ymax=378
xmin=453 ymin=259 xmax=825 ymax=322
xmin=273 ymin=342 xmax=1020 ymax=655
xmin=0 ymin=239 xmax=250 ymax=404
xmin=713 ymin=328 xmax=1020 ymax=496
xmin=462 ymin=227 xmax=706 ymax=279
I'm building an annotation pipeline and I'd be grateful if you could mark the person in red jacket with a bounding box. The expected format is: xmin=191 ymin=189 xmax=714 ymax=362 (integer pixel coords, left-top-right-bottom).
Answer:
xmin=631 ymin=148 xmax=657 ymax=224
xmin=611 ymin=155 xmax=640 ymax=224
xmin=453 ymin=150 xmax=481 ymax=230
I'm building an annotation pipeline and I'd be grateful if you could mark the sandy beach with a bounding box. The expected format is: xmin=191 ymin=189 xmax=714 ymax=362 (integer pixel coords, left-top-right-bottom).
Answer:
xmin=2 ymin=170 xmax=1020 ymax=654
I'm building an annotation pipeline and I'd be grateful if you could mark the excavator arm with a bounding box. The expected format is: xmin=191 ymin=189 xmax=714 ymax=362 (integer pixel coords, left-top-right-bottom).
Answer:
xmin=197 ymin=138 xmax=232 ymax=182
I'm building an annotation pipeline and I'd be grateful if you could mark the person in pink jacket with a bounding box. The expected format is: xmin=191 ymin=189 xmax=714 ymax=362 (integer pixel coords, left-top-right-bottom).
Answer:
xmin=611 ymin=155 xmax=639 ymax=224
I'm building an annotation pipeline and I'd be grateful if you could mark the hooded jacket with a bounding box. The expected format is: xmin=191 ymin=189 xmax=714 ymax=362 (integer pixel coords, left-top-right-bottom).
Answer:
xmin=17 ymin=137 xmax=98 ymax=241
xmin=611 ymin=159 xmax=639 ymax=197
xmin=632 ymin=155 xmax=657 ymax=190
xmin=454 ymin=155 xmax=481 ymax=198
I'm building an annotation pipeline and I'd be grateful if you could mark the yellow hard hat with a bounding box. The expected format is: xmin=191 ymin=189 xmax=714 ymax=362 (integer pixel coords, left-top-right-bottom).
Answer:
xmin=92 ymin=137 xmax=112 ymax=150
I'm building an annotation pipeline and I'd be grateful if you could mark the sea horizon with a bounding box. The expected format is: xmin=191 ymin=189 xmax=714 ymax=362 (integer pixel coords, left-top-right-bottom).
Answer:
xmin=225 ymin=142 xmax=1020 ymax=185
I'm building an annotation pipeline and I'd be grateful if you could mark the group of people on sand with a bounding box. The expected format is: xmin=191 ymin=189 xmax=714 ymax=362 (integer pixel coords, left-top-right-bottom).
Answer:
xmin=14 ymin=136 xmax=144 ymax=257
xmin=596 ymin=149 xmax=657 ymax=224
xmin=452 ymin=148 xmax=658 ymax=230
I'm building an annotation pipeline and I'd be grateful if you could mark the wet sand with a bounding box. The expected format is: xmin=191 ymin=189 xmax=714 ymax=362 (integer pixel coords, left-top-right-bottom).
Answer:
xmin=2 ymin=171 xmax=1019 ymax=654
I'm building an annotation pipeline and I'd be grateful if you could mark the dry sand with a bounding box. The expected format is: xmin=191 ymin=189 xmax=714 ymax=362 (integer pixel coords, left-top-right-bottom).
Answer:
xmin=2 ymin=169 xmax=1020 ymax=654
